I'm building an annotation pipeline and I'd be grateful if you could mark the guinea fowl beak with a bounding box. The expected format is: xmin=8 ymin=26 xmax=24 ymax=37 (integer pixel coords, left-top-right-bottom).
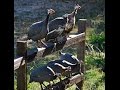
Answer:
xmin=53 ymin=10 xmax=55 ymax=14
xmin=79 ymin=6 xmax=81 ymax=9
xmin=51 ymin=10 xmax=55 ymax=16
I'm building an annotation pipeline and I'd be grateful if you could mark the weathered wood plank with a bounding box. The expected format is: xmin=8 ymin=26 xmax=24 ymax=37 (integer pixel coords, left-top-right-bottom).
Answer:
xmin=44 ymin=74 xmax=84 ymax=90
xmin=69 ymin=73 xmax=84 ymax=85
xmin=14 ymin=33 xmax=85 ymax=70
xmin=14 ymin=57 xmax=23 ymax=65
xmin=14 ymin=57 xmax=24 ymax=70
xmin=77 ymin=19 xmax=87 ymax=90
xmin=28 ymin=33 xmax=85 ymax=61
xmin=16 ymin=41 xmax=27 ymax=90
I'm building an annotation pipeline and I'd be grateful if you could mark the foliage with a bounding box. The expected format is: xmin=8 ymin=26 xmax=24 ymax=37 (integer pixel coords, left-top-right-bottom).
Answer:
xmin=84 ymin=68 xmax=105 ymax=90
xmin=89 ymin=31 xmax=105 ymax=51
xmin=85 ymin=53 xmax=105 ymax=70
xmin=95 ymin=21 xmax=105 ymax=34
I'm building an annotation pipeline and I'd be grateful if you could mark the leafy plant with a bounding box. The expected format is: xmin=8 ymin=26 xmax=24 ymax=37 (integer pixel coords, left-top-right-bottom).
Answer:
xmin=95 ymin=21 xmax=105 ymax=34
xmin=89 ymin=31 xmax=105 ymax=51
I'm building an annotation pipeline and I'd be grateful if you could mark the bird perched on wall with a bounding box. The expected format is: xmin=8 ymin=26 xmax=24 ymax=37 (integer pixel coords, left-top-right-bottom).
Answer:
xmin=45 ymin=26 xmax=66 ymax=43
xmin=48 ymin=14 xmax=68 ymax=32
xmin=45 ymin=26 xmax=67 ymax=53
xmin=29 ymin=61 xmax=71 ymax=89
xmin=48 ymin=4 xmax=81 ymax=35
xmin=45 ymin=4 xmax=81 ymax=47
xmin=29 ymin=65 xmax=58 ymax=90
xmin=59 ymin=51 xmax=83 ymax=75
xmin=47 ymin=59 xmax=80 ymax=78
xmin=59 ymin=51 xmax=80 ymax=64
xmin=64 ymin=4 xmax=81 ymax=35
xmin=27 ymin=9 xmax=55 ymax=47
xmin=48 ymin=62 xmax=71 ymax=81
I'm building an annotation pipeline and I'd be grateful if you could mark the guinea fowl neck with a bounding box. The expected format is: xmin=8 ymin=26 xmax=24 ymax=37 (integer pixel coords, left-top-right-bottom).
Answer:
xmin=70 ymin=9 xmax=77 ymax=17
xmin=45 ymin=14 xmax=50 ymax=26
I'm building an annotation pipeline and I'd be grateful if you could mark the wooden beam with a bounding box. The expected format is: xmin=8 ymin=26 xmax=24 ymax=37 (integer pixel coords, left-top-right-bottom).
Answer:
xmin=77 ymin=19 xmax=87 ymax=90
xmin=16 ymin=41 xmax=27 ymax=90
xmin=44 ymin=74 xmax=84 ymax=90
xmin=14 ymin=33 xmax=85 ymax=70
xmin=14 ymin=57 xmax=24 ymax=70
xmin=69 ymin=73 xmax=84 ymax=85
xmin=35 ymin=33 xmax=85 ymax=57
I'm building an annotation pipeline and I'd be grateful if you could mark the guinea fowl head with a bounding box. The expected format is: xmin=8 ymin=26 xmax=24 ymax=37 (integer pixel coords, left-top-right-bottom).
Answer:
xmin=74 ymin=4 xmax=81 ymax=14
xmin=75 ymin=4 xmax=81 ymax=10
xmin=47 ymin=9 xmax=55 ymax=15
xmin=66 ymin=66 xmax=71 ymax=72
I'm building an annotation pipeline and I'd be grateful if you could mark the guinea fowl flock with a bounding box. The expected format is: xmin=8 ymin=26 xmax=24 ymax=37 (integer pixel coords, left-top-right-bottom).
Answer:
xmin=28 ymin=4 xmax=83 ymax=90
xmin=27 ymin=4 xmax=81 ymax=47
xmin=30 ymin=52 xmax=83 ymax=90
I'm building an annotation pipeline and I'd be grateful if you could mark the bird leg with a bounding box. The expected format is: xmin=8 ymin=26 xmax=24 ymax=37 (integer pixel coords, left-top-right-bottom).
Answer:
xmin=48 ymin=81 xmax=53 ymax=89
xmin=41 ymin=40 xmax=48 ymax=47
xmin=52 ymin=80 xmax=56 ymax=85
xmin=56 ymin=73 xmax=62 ymax=82
xmin=66 ymin=72 xmax=72 ymax=78
xmin=51 ymin=43 xmax=57 ymax=53
xmin=49 ymin=81 xmax=53 ymax=86
xmin=40 ymin=83 xmax=43 ymax=90
xmin=42 ymin=82 xmax=47 ymax=89
xmin=75 ymin=85 xmax=80 ymax=90
xmin=59 ymin=77 xmax=62 ymax=82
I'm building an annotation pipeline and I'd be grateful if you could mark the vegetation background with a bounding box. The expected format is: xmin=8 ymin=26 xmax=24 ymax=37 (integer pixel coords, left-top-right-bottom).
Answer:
xmin=14 ymin=0 xmax=105 ymax=90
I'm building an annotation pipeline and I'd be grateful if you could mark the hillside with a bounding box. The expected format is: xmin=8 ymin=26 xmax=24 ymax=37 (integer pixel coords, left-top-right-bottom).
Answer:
xmin=14 ymin=0 xmax=104 ymax=33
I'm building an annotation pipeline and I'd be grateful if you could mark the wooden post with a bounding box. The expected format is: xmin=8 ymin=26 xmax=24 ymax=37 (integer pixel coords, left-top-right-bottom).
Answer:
xmin=16 ymin=41 xmax=27 ymax=90
xmin=76 ymin=19 xmax=87 ymax=90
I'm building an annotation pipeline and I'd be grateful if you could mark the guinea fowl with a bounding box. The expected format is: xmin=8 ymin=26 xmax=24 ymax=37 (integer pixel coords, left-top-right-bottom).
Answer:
xmin=28 ymin=9 xmax=55 ymax=47
xmin=59 ymin=51 xmax=83 ymax=75
xmin=45 ymin=26 xmax=66 ymax=43
xmin=29 ymin=65 xmax=58 ymax=90
xmin=64 ymin=4 xmax=81 ymax=35
xmin=59 ymin=51 xmax=80 ymax=64
xmin=45 ymin=4 xmax=81 ymax=46
xmin=48 ymin=62 xmax=71 ymax=81
xmin=48 ymin=14 xmax=68 ymax=32
xmin=47 ymin=59 xmax=80 ymax=77
xmin=45 ymin=26 xmax=67 ymax=53
xmin=48 ymin=4 xmax=81 ymax=34
xmin=29 ymin=61 xmax=71 ymax=90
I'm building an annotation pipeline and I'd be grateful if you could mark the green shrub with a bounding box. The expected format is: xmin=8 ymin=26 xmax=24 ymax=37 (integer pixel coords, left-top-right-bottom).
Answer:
xmin=84 ymin=68 xmax=105 ymax=90
xmin=85 ymin=53 xmax=105 ymax=70
xmin=95 ymin=22 xmax=105 ymax=34
xmin=89 ymin=31 xmax=105 ymax=51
